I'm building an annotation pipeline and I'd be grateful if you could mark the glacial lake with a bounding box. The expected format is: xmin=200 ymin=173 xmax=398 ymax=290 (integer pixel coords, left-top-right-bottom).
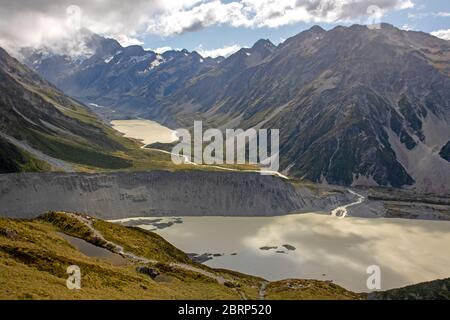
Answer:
xmin=109 ymin=119 xmax=450 ymax=292
xmin=111 ymin=119 xmax=178 ymax=146
xmin=111 ymin=214 xmax=450 ymax=293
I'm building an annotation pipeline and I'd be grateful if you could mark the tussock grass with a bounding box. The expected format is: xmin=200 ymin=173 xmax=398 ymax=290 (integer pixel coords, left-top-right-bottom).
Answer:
xmin=0 ymin=214 xmax=361 ymax=300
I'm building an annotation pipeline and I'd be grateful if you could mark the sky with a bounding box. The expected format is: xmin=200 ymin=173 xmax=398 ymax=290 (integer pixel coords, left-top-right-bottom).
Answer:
xmin=0 ymin=0 xmax=449 ymax=58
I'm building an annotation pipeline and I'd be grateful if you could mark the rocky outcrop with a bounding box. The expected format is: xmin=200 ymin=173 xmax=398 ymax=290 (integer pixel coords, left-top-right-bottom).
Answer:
xmin=0 ymin=171 xmax=350 ymax=219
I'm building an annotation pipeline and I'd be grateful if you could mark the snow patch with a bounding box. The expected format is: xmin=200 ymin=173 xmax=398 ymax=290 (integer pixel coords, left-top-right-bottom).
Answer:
xmin=104 ymin=56 xmax=114 ymax=64
xmin=129 ymin=53 xmax=154 ymax=64
xmin=137 ymin=55 xmax=166 ymax=75
xmin=88 ymin=103 xmax=105 ymax=108
xmin=150 ymin=54 xmax=165 ymax=68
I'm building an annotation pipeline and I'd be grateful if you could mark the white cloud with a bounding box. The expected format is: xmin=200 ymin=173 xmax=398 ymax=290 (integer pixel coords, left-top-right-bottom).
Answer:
xmin=196 ymin=44 xmax=242 ymax=58
xmin=152 ymin=46 xmax=174 ymax=54
xmin=397 ymin=0 xmax=414 ymax=9
xmin=147 ymin=1 xmax=250 ymax=36
xmin=0 ymin=0 xmax=161 ymax=55
xmin=401 ymin=24 xmax=413 ymax=31
xmin=410 ymin=11 xmax=450 ymax=20
xmin=0 ymin=0 xmax=416 ymax=55
xmin=408 ymin=12 xmax=429 ymax=19
xmin=431 ymin=29 xmax=450 ymax=41
xmin=115 ymin=34 xmax=144 ymax=47
xmin=147 ymin=0 xmax=415 ymax=36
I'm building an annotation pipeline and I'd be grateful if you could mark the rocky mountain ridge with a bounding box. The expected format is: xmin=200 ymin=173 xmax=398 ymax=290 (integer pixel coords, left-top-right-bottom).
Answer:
xmin=21 ymin=24 xmax=450 ymax=193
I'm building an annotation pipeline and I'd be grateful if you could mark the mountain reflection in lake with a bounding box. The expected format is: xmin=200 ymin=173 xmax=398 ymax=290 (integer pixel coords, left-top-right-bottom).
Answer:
xmin=113 ymin=214 xmax=450 ymax=292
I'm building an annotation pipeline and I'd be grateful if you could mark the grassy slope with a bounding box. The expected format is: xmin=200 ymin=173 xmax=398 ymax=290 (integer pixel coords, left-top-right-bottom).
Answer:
xmin=0 ymin=47 xmax=191 ymax=173
xmin=0 ymin=47 xmax=274 ymax=176
xmin=266 ymin=280 xmax=362 ymax=300
xmin=0 ymin=136 xmax=50 ymax=173
xmin=371 ymin=279 xmax=450 ymax=300
xmin=0 ymin=213 xmax=362 ymax=300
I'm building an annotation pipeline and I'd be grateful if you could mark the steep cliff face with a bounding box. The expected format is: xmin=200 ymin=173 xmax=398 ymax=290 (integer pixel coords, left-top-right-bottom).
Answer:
xmin=0 ymin=171 xmax=350 ymax=219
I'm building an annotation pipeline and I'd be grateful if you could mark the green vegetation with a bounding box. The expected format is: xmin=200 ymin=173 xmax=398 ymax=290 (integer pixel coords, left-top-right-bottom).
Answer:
xmin=25 ymin=131 xmax=132 ymax=170
xmin=0 ymin=136 xmax=50 ymax=173
xmin=1 ymin=48 xmax=181 ymax=174
xmin=371 ymin=278 xmax=450 ymax=300
xmin=0 ymin=217 xmax=243 ymax=299
xmin=0 ymin=212 xmax=362 ymax=300
xmin=266 ymin=279 xmax=364 ymax=300
xmin=38 ymin=212 xmax=106 ymax=247
xmin=93 ymin=219 xmax=191 ymax=264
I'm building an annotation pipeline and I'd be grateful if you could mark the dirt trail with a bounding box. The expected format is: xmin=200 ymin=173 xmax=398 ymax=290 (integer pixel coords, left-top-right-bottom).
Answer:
xmin=66 ymin=212 xmax=152 ymax=264
xmin=259 ymin=282 xmax=268 ymax=300
xmin=168 ymin=262 xmax=227 ymax=285
xmin=64 ymin=212 xmax=231 ymax=286
xmin=147 ymin=147 xmax=289 ymax=179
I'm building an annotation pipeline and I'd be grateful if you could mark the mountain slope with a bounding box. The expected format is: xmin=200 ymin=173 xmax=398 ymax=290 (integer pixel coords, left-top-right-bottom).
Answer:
xmin=0 ymin=135 xmax=50 ymax=173
xmin=22 ymin=25 xmax=450 ymax=192
xmin=0 ymin=212 xmax=362 ymax=300
xmin=22 ymin=31 xmax=220 ymax=117
xmin=370 ymin=278 xmax=450 ymax=300
xmin=1 ymin=212 xmax=448 ymax=300
xmin=0 ymin=47 xmax=137 ymax=171
xmin=159 ymin=25 xmax=450 ymax=192
xmin=0 ymin=47 xmax=278 ymax=175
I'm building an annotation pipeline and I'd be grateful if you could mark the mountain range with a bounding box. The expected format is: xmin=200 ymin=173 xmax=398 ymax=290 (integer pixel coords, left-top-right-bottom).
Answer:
xmin=20 ymin=24 xmax=450 ymax=193
xmin=0 ymin=46 xmax=140 ymax=173
xmin=22 ymin=30 xmax=222 ymax=116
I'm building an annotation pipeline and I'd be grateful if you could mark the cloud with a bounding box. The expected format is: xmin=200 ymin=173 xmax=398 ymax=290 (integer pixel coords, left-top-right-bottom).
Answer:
xmin=147 ymin=1 xmax=250 ymax=36
xmin=409 ymin=11 xmax=450 ymax=20
xmin=407 ymin=12 xmax=429 ymax=19
xmin=152 ymin=46 xmax=174 ymax=54
xmin=147 ymin=0 xmax=415 ymax=36
xmin=114 ymin=35 xmax=144 ymax=47
xmin=0 ymin=0 xmax=162 ymax=55
xmin=0 ymin=0 xmax=415 ymax=55
xmin=431 ymin=29 xmax=450 ymax=41
xmin=401 ymin=24 xmax=413 ymax=31
xmin=196 ymin=44 xmax=242 ymax=58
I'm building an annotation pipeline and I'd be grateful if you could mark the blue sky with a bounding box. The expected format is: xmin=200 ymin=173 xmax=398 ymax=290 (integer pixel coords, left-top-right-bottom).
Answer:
xmin=0 ymin=0 xmax=449 ymax=58
xmin=140 ymin=0 xmax=450 ymax=56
